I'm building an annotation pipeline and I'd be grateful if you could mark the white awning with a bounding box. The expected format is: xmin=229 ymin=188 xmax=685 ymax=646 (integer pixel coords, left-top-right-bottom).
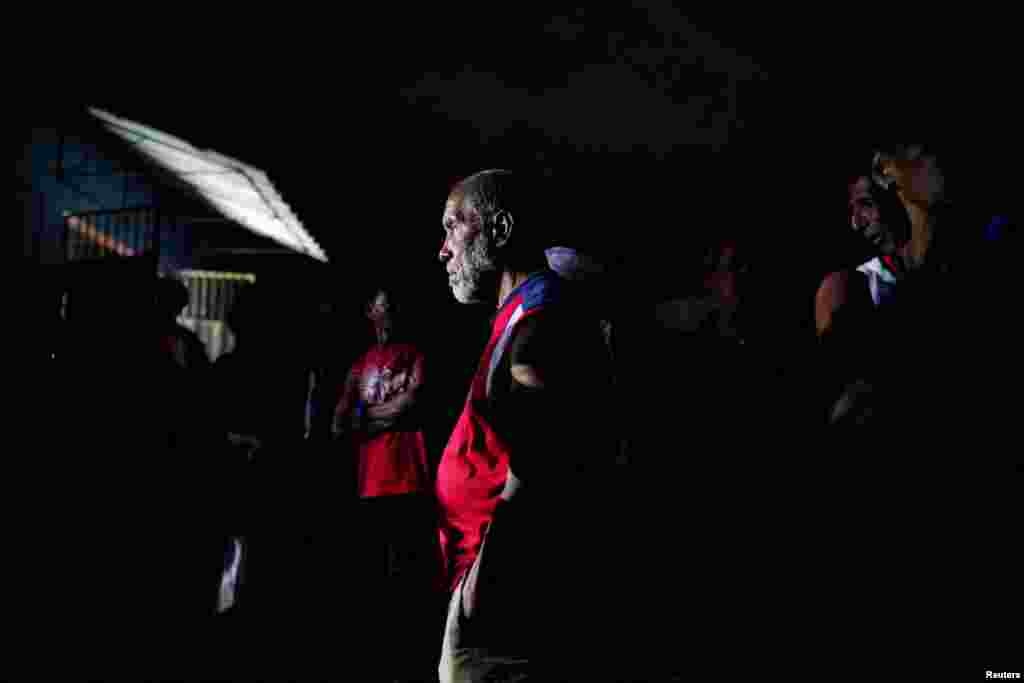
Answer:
xmin=88 ymin=107 xmax=327 ymax=262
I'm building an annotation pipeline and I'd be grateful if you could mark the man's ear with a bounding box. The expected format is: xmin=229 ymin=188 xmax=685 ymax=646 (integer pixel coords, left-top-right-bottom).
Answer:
xmin=491 ymin=209 xmax=514 ymax=248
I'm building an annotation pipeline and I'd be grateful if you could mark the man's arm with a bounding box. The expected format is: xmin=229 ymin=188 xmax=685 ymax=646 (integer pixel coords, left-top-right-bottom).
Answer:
xmin=814 ymin=270 xmax=880 ymax=424
xmin=815 ymin=270 xmax=848 ymax=337
xmin=460 ymin=365 xmax=544 ymax=618
xmin=510 ymin=363 xmax=544 ymax=388
xmin=463 ymin=315 xmax=593 ymax=619
xmin=332 ymin=365 xmax=360 ymax=436
xmin=486 ymin=312 xmax=585 ymax=488
xmin=365 ymin=353 xmax=424 ymax=424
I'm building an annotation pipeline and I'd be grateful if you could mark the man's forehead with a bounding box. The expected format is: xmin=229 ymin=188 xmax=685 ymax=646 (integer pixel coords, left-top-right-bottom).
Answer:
xmin=444 ymin=192 xmax=474 ymax=217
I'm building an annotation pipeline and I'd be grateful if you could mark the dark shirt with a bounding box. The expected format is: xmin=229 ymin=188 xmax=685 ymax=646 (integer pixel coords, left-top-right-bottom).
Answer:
xmin=213 ymin=346 xmax=310 ymax=448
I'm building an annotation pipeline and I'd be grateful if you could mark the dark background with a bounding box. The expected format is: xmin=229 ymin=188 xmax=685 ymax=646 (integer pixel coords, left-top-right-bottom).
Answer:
xmin=16 ymin=7 xmax=1019 ymax=677
xmin=21 ymin=6 xmax=1017 ymax=452
xmin=24 ymin=6 xmax=1015 ymax=307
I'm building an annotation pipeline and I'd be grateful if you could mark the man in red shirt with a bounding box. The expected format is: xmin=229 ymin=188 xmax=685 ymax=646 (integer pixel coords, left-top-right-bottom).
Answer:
xmin=436 ymin=170 xmax=615 ymax=682
xmin=333 ymin=287 xmax=438 ymax=680
xmin=335 ymin=288 xmax=430 ymax=498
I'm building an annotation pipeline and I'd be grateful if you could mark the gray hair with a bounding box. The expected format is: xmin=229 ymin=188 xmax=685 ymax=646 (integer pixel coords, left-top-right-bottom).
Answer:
xmin=452 ymin=169 xmax=518 ymax=225
xmin=451 ymin=169 xmax=550 ymax=269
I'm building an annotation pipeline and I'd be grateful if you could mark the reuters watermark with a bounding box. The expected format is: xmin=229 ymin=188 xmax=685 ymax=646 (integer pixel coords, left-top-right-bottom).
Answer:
xmin=985 ymin=673 xmax=1021 ymax=680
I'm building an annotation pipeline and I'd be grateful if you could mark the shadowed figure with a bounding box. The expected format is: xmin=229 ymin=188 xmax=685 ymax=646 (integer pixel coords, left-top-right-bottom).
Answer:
xmin=153 ymin=276 xmax=209 ymax=372
xmin=207 ymin=284 xmax=322 ymax=670
xmin=39 ymin=262 xmax=224 ymax=671
xmin=814 ymin=172 xmax=911 ymax=430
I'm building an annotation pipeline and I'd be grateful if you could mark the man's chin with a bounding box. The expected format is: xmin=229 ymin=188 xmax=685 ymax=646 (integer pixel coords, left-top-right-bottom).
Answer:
xmin=450 ymin=285 xmax=475 ymax=304
xmin=451 ymin=285 xmax=486 ymax=305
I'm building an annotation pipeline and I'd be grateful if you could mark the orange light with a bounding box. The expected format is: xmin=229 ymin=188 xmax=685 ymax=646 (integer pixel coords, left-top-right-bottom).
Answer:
xmin=67 ymin=215 xmax=137 ymax=257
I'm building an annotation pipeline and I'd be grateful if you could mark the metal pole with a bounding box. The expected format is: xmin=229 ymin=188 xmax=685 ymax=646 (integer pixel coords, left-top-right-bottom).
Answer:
xmin=152 ymin=208 xmax=162 ymax=275
xmin=36 ymin=191 xmax=44 ymax=263
xmin=62 ymin=210 xmax=71 ymax=265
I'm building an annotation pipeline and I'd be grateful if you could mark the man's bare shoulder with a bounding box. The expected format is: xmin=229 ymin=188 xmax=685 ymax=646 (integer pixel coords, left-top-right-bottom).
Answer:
xmin=817 ymin=270 xmax=850 ymax=300
xmin=815 ymin=270 xmax=851 ymax=336
xmin=507 ymin=306 xmax=604 ymax=381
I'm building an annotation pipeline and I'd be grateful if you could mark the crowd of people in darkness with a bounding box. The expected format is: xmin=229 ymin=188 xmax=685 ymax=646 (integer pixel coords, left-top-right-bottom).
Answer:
xmin=28 ymin=149 xmax=1020 ymax=681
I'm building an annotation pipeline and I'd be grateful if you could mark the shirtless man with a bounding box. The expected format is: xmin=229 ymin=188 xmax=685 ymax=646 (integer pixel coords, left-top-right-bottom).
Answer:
xmin=814 ymin=172 xmax=909 ymax=425
xmin=862 ymin=144 xmax=1019 ymax=666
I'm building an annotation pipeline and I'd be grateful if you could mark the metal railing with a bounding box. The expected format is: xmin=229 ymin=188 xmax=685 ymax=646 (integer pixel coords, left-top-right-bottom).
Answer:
xmin=64 ymin=207 xmax=162 ymax=264
xmin=61 ymin=209 xmax=257 ymax=361
xmin=176 ymin=270 xmax=257 ymax=362
xmin=177 ymin=270 xmax=256 ymax=321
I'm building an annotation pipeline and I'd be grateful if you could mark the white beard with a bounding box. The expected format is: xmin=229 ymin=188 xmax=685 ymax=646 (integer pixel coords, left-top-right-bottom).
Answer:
xmin=449 ymin=233 xmax=497 ymax=304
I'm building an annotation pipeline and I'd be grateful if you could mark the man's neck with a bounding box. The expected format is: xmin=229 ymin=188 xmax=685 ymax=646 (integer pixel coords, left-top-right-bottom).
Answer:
xmin=374 ymin=326 xmax=390 ymax=346
xmin=904 ymin=202 xmax=935 ymax=269
xmin=497 ymin=270 xmax=533 ymax=309
xmin=900 ymin=200 xmax=955 ymax=271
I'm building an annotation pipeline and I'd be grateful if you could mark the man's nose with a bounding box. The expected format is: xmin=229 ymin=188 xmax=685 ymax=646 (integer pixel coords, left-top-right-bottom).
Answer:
xmin=439 ymin=236 xmax=451 ymax=262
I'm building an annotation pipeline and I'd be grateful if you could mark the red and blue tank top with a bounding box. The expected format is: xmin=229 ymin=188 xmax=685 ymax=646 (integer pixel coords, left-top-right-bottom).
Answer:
xmin=435 ymin=271 xmax=561 ymax=590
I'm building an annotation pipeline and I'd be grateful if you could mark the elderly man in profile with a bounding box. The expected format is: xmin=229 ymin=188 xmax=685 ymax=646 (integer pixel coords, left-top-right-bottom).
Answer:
xmin=435 ymin=170 xmax=616 ymax=682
